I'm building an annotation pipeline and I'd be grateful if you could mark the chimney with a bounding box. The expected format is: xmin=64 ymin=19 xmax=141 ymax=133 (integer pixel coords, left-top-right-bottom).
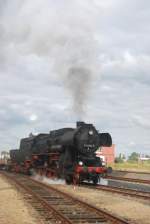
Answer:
xmin=76 ymin=121 xmax=85 ymax=127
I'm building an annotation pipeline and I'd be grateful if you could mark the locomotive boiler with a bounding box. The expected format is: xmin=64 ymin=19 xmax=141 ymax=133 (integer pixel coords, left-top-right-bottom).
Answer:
xmin=9 ymin=121 xmax=112 ymax=184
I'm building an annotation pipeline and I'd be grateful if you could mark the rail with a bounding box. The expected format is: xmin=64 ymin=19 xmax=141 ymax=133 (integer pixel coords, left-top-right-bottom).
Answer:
xmin=1 ymin=171 xmax=132 ymax=224
xmin=106 ymin=175 xmax=150 ymax=185
xmin=81 ymin=182 xmax=150 ymax=201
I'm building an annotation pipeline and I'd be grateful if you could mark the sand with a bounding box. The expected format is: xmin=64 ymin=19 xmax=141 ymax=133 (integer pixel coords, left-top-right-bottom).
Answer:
xmin=0 ymin=173 xmax=42 ymax=224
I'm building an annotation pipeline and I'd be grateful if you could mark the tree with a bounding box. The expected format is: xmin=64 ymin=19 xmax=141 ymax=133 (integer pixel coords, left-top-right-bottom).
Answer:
xmin=115 ymin=153 xmax=124 ymax=163
xmin=0 ymin=151 xmax=9 ymax=160
xmin=128 ymin=152 xmax=139 ymax=162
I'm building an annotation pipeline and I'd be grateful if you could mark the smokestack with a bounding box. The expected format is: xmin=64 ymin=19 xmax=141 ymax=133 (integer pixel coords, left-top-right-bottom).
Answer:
xmin=76 ymin=121 xmax=85 ymax=127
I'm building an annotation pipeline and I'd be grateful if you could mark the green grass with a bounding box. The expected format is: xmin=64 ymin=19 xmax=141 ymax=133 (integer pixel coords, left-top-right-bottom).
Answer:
xmin=109 ymin=161 xmax=150 ymax=172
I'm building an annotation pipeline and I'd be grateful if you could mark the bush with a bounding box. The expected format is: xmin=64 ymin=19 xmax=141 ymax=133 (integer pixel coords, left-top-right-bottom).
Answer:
xmin=128 ymin=152 xmax=139 ymax=162
xmin=115 ymin=157 xmax=124 ymax=163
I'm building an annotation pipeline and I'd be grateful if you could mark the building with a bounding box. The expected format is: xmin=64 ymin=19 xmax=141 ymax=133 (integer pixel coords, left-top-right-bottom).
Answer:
xmin=96 ymin=144 xmax=115 ymax=164
xmin=138 ymin=155 xmax=150 ymax=162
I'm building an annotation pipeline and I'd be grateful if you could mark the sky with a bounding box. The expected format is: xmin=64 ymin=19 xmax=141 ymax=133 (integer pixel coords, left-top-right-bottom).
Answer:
xmin=0 ymin=0 xmax=150 ymax=156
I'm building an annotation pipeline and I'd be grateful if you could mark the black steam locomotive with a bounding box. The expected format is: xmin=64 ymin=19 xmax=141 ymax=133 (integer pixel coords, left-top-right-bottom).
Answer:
xmin=9 ymin=121 xmax=112 ymax=184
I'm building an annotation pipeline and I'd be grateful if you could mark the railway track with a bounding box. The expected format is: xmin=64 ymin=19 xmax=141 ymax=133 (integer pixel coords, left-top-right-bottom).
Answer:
xmin=81 ymin=182 xmax=150 ymax=201
xmin=1 ymin=171 xmax=131 ymax=224
xmin=113 ymin=170 xmax=150 ymax=175
xmin=106 ymin=175 xmax=150 ymax=185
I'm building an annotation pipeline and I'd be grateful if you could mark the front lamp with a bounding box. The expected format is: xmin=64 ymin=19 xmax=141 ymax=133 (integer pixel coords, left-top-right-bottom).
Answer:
xmin=89 ymin=130 xmax=94 ymax=135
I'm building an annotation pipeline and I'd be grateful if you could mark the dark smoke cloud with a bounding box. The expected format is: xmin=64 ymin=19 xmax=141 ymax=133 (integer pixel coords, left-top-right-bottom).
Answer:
xmin=0 ymin=0 xmax=100 ymax=118
xmin=66 ymin=67 xmax=91 ymax=117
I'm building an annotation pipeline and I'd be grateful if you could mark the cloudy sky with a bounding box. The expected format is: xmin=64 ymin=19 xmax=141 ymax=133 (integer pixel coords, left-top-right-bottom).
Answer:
xmin=0 ymin=0 xmax=150 ymax=156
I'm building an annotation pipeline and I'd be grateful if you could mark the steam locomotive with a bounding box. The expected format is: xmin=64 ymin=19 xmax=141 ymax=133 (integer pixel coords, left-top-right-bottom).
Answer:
xmin=9 ymin=121 xmax=112 ymax=184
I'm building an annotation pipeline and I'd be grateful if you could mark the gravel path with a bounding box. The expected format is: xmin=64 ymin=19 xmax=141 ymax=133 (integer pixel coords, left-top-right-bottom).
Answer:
xmin=106 ymin=179 xmax=150 ymax=192
xmin=0 ymin=174 xmax=43 ymax=224
xmin=111 ymin=170 xmax=150 ymax=180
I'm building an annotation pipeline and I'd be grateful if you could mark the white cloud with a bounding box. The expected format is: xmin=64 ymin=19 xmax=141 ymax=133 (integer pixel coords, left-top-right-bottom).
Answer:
xmin=0 ymin=0 xmax=150 ymax=155
xmin=29 ymin=114 xmax=38 ymax=122
xmin=129 ymin=142 xmax=136 ymax=147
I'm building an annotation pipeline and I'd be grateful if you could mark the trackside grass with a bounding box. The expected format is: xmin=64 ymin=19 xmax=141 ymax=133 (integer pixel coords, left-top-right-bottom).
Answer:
xmin=109 ymin=161 xmax=150 ymax=172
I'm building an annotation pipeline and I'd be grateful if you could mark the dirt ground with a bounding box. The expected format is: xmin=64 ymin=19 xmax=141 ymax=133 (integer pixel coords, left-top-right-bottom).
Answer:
xmin=0 ymin=174 xmax=42 ymax=224
xmin=53 ymin=184 xmax=150 ymax=224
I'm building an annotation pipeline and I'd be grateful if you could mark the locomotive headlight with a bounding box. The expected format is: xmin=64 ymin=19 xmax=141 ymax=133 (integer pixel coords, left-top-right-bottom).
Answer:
xmin=79 ymin=161 xmax=83 ymax=166
xmin=89 ymin=130 xmax=94 ymax=135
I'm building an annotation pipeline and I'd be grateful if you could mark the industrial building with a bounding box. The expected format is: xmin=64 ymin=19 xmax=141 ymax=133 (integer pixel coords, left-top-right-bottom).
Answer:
xmin=96 ymin=144 xmax=115 ymax=164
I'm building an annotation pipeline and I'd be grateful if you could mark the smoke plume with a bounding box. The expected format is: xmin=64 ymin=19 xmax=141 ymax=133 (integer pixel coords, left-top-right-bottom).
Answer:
xmin=0 ymin=0 xmax=100 ymax=118
xmin=66 ymin=67 xmax=91 ymax=116
xmin=32 ymin=173 xmax=65 ymax=185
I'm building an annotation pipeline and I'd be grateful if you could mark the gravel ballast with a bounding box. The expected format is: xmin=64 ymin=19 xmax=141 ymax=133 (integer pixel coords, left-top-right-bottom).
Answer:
xmin=53 ymin=183 xmax=150 ymax=224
